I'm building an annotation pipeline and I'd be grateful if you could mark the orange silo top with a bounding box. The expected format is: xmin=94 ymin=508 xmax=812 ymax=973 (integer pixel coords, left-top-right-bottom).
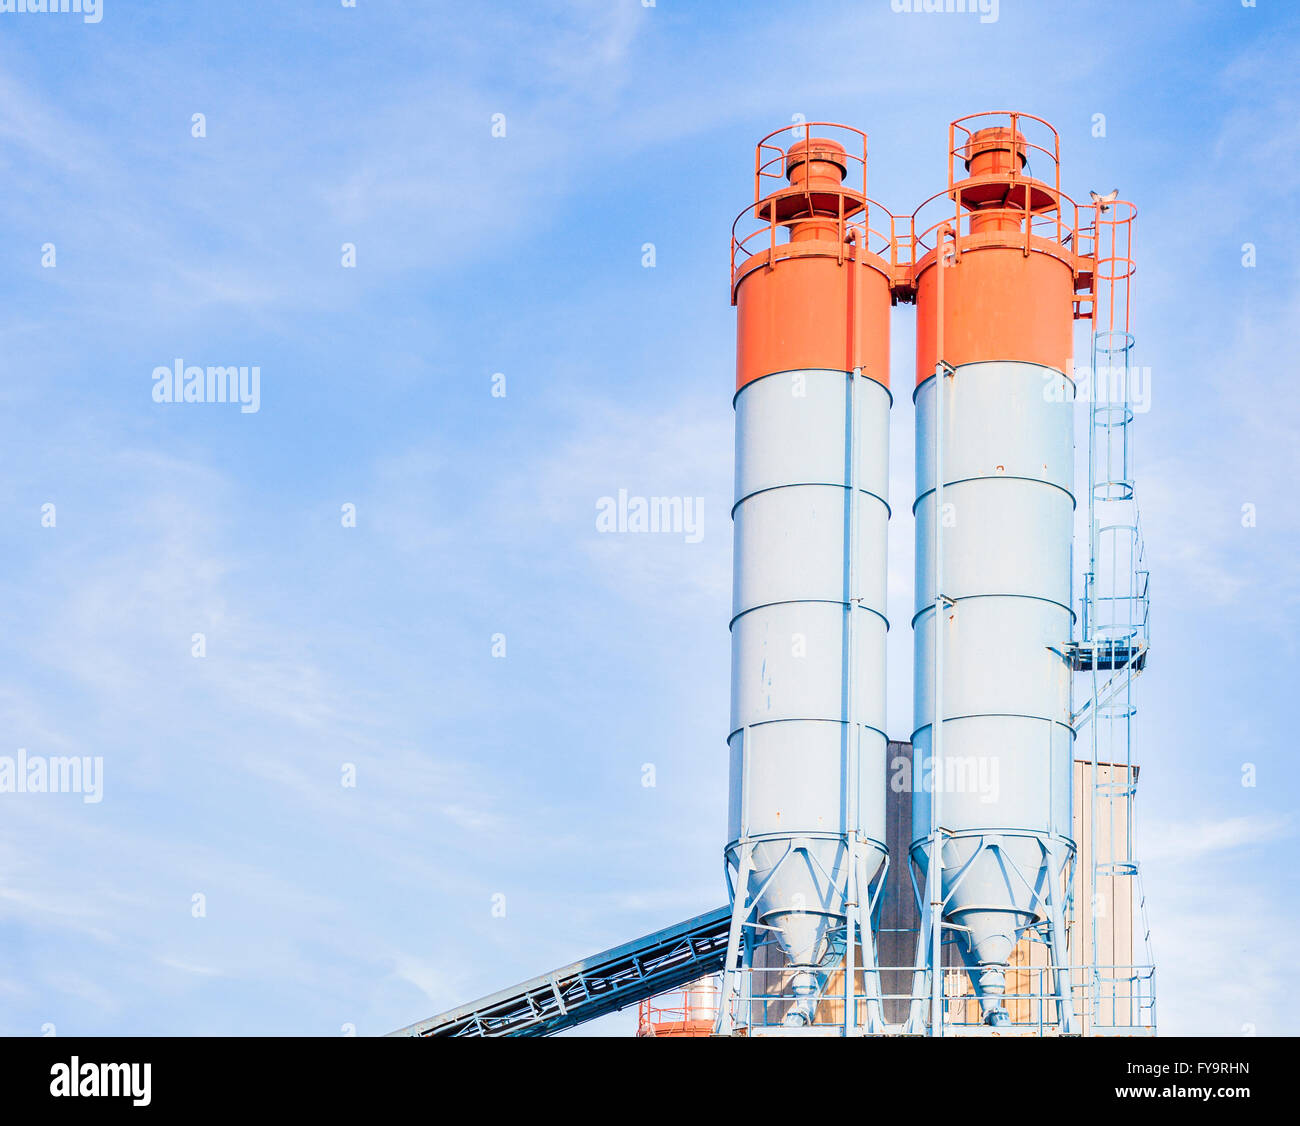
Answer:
xmin=730 ymin=124 xmax=899 ymax=394
xmin=912 ymin=113 xmax=1095 ymax=381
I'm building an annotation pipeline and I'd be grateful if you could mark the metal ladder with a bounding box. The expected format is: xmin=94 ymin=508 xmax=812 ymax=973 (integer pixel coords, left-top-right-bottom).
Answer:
xmin=1075 ymin=218 xmax=1157 ymax=1030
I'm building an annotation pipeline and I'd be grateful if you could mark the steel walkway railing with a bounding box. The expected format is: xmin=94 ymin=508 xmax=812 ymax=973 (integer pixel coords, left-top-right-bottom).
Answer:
xmin=388 ymin=906 xmax=731 ymax=1037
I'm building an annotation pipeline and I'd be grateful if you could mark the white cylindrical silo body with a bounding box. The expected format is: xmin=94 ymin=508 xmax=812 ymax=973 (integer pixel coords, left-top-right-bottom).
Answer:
xmin=911 ymin=360 xmax=1075 ymax=1014
xmin=727 ymin=367 xmax=890 ymax=984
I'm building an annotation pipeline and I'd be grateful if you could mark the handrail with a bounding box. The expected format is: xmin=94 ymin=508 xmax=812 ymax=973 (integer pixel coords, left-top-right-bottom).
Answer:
xmin=729 ymin=193 xmax=902 ymax=297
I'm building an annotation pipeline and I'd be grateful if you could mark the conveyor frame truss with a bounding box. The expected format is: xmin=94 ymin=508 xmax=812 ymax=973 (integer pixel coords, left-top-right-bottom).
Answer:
xmin=389 ymin=907 xmax=731 ymax=1037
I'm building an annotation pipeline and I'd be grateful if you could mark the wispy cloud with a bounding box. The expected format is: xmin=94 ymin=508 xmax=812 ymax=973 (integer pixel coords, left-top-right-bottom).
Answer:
xmin=1142 ymin=813 xmax=1294 ymax=863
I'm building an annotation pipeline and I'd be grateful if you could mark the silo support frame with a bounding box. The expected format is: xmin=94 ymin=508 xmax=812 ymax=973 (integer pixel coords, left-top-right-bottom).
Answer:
xmin=846 ymin=843 xmax=890 ymax=1035
xmin=905 ymin=831 xmax=1078 ymax=1034
xmin=716 ymin=846 xmax=755 ymax=1036
xmin=716 ymin=835 xmax=888 ymax=1035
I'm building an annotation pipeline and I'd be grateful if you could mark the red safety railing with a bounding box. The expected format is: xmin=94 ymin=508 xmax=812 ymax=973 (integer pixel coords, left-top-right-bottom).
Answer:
xmin=730 ymin=121 xmax=906 ymax=301
xmin=729 ymin=114 xmax=1103 ymax=314
xmin=636 ymin=980 xmax=721 ymax=1038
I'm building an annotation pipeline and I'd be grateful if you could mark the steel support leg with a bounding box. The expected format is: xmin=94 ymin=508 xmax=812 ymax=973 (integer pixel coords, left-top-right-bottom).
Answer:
xmin=715 ymin=844 xmax=754 ymax=1036
xmin=906 ymin=845 xmax=936 ymax=1034
xmin=1045 ymin=840 xmax=1078 ymax=1035
xmin=856 ymin=845 xmax=886 ymax=1033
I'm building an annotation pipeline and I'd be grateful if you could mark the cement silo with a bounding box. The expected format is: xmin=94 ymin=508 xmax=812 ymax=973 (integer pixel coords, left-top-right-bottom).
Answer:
xmin=717 ymin=125 xmax=895 ymax=1032
xmin=908 ymin=113 xmax=1082 ymax=1031
xmin=395 ymin=110 xmax=1158 ymax=1043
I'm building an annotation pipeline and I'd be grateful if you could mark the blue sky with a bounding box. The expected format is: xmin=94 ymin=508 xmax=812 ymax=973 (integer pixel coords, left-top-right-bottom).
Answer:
xmin=0 ymin=0 xmax=1295 ymax=1037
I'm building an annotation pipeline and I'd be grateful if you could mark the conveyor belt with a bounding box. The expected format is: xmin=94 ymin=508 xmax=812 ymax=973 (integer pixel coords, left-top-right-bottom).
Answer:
xmin=389 ymin=905 xmax=731 ymax=1037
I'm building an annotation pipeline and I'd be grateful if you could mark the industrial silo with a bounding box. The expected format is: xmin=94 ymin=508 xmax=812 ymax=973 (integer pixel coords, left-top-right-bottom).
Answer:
xmin=909 ymin=113 xmax=1082 ymax=1031
xmin=718 ymin=124 xmax=895 ymax=1032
